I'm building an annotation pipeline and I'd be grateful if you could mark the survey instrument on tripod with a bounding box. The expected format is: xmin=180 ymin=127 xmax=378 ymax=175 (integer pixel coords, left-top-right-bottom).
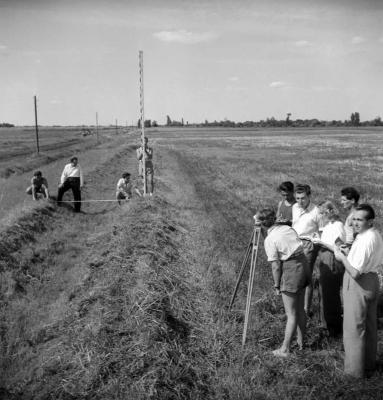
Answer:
xmin=229 ymin=231 xmax=254 ymax=310
xmin=229 ymin=223 xmax=262 ymax=346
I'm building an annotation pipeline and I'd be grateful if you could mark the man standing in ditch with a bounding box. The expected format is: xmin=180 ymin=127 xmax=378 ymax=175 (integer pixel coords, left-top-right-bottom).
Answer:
xmin=57 ymin=156 xmax=84 ymax=212
xmin=136 ymin=137 xmax=154 ymax=196
xmin=334 ymin=204 xmax=383 ymax=378
xmin=292 ymin=184 xmax=322 ymax=317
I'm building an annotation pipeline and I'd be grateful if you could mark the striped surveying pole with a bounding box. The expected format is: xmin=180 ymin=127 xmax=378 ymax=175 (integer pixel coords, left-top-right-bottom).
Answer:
xmin=139 ymin=50 xmax=147 ymax=196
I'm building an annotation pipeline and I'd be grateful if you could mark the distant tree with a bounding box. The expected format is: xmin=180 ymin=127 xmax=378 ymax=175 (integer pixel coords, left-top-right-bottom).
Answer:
xmin=137 ymin=119 xmax=141 ymax=128
xmin=204 ymin=119 xmax=208 ymax=125
xmin=0 ymin=122 xmax=15 ymax=127
xmin=166 ymin=115 xmax=172 ymax=126
xmin=181 ymin=118 xmax=184 ymax=126
xmin=144 ymin=119 xmax=151 ymax=128
xmin=373 ymin=116 xmax=382 ymax=126
xmin=350 ymin=112 xmax=360 ymax=126
xmin=286 ymin=113 xmax=291 ymax=126
xmin=152 ymin=120 xmax=158 ymax=127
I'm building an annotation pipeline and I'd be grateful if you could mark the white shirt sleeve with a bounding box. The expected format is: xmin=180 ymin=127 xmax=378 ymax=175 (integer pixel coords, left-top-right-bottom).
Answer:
xmin=264 ymin=236 xmax=279 ymax=262
xmin=60 ymin=164 xmax=68 ymax=184
xmin=348 ymin=239 xmax=373 ymax=272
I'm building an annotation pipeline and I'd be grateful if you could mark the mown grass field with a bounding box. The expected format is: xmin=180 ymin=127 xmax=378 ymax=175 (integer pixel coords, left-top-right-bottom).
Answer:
xmin=1 ymin=126 xmax=383 ymax=399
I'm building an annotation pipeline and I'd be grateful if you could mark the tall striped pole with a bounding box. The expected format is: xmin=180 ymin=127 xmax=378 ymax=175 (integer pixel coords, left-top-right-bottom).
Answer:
xmin=139 ymin=50 xmax=146 ymax=196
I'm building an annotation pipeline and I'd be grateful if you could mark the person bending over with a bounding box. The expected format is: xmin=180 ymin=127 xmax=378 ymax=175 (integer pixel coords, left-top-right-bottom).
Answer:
xmin=26 ymin=170 xmax=49 ymax=200
xmin=255 ymin=207 xmax=311 ymax=357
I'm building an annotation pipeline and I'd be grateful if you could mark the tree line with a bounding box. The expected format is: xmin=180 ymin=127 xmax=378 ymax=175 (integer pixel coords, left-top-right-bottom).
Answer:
xmin=138 ymin=113 xmax=383 ymax=128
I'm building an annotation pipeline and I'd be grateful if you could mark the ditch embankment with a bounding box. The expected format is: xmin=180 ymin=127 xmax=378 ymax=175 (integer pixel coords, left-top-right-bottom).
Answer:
xmin=1 ymin=141 xmax=383 ymax=399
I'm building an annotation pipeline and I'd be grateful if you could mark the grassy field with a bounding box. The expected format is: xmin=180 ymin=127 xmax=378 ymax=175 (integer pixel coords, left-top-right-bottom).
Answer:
xmin=1 ymin=126 xmax=383 ymax=399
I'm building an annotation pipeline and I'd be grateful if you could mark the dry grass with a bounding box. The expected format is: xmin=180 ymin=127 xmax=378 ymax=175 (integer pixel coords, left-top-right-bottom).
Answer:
xmin=2 ymin=127 xmax=383 ymax=399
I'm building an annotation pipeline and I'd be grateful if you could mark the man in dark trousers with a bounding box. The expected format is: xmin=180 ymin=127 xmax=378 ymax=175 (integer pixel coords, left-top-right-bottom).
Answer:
xmin=136 ymin=137 xmax=154 ymax=196
xmin=57 ymin=156 xmax=83 ymax=212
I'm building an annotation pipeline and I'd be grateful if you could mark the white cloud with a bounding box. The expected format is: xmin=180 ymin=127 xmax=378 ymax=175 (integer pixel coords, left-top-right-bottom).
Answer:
xmin=228 ymin=76 xmax=239 ymax=82
xmin=294 ymin=40 xmax=309 ymax=47
xmin=50 ymin=99 xmax=62 ymax=105
xmin=153 ymin=30 xmax=218 ymax=44
xmin=269 ymin=81 xmax=288 ymax=88
xmin=351 ymin=36 xmax=365 ymax=45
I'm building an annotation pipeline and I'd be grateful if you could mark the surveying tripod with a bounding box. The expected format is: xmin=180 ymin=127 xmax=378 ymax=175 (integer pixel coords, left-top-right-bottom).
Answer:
xmin=229 ymin=224 xmax=262 ymax=346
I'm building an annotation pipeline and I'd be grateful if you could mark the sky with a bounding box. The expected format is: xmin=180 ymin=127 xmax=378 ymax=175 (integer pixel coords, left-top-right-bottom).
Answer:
xmin=0 ymin=0 xmax=382 ymax=125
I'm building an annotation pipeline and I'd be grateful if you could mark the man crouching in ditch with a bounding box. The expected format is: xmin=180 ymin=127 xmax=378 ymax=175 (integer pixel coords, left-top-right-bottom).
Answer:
xmin=255 ymin=208 xmax=311 ymax=357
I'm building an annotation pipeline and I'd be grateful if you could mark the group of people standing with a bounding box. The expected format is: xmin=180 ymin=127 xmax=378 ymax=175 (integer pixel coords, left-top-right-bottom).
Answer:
xmin=255 ymin=182 xmax=383 ymax=378
xmin=25 ymin=137 xmax=154 ymax=211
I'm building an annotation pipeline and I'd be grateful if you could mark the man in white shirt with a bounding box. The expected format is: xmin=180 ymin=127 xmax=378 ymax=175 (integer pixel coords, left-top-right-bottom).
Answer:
xmin=116 ymin=172 xmax=132 ymax=204
xmin=340 ymin=187 xmax=360 ymax=246
xmin=292 ymin=184 xmax=322 ymax=316
xmin=57 ymin=156 xmax=84 ymax=212
xmin=335 ymin=204 xmax=383 ymax=378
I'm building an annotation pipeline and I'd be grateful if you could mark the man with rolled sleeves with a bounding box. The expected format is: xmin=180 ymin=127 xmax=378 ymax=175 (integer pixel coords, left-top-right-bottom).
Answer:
xmin=292 ymin=184 xmax=322 ymax=317
xmin=57 ymin=156 xmax=84 ymax=212
xmin=335 ymin=204 xmax=383 ymax=378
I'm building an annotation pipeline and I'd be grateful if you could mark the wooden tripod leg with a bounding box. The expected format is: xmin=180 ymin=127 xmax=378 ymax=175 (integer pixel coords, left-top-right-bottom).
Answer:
xmin=242 ymin=227 xmax=261 ymax=346
xmin=229 ymin=232 xmax=254 ymax=309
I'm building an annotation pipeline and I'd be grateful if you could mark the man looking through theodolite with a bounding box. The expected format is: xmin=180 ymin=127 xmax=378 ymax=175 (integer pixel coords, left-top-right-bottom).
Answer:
xmin=136 ymin=137 xmax=154 ymax=196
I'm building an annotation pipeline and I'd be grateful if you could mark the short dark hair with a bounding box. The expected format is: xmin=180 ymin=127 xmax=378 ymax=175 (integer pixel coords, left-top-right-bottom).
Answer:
xmin=341 ymin=187 xmax=360 ymax=203
xmin=295 ymin=184 xmax=311 ymax=196
xmin=355 ymin=204 xmax=375 ymax=220
xmin=256 ymin=207 xmax=276 ymax=227
xmin=122 ymin=172 xmax=131 ymax=179
xmin=278 ymin=181 xmax=294 ymax=192
xmin=34 ymin=170 xmax=42 ymax=177
xmin=70 ymin=156 xmax=78 ymax=163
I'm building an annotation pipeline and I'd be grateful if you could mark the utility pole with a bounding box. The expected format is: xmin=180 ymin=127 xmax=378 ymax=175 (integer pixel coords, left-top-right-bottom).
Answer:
xmin=34 ymin=95 xmax=40 ymax=154
xmin=96 ymin=112 xmax=99 ymax=143
xmin=139 ymin=50 xmax=147 ymax=196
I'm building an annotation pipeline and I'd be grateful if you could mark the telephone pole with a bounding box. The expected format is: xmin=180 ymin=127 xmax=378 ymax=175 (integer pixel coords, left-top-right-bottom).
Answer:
xmin=96 ymin=112 xmax=99 ymax=143
xmin=139 ymin=50 xmax=147 ymax=196
xmin=34 ymin=95 xmax=40 ymax=154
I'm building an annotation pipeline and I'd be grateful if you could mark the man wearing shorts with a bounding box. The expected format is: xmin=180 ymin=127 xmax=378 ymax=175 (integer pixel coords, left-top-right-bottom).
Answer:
xmin=256 ymin=207 xmax=310 ymax=357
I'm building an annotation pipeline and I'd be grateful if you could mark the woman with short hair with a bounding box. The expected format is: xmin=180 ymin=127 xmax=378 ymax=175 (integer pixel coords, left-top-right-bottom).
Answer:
xmin=312 ymin=200 xmax=346 ymax=336
xmin=255 ymin=207 xmax=311 ymax=357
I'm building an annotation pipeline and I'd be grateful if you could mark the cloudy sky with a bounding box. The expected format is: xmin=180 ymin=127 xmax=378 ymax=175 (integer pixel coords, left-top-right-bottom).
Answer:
xmin=0 ymin=0 xmax=382 ymax=125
